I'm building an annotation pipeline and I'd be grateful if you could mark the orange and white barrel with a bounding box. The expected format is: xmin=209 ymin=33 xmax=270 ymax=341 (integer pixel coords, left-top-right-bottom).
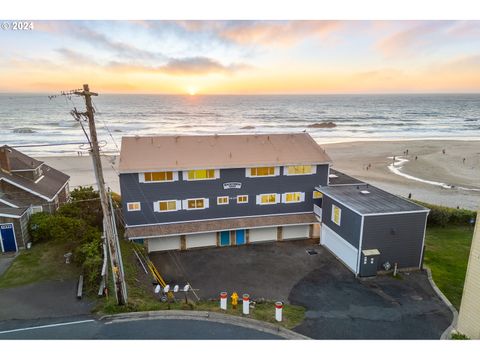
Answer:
xmin=275 ymin=301 xmax=283 ymax=322
xmin=242 ymin=294 xmax=250 ymax=315
xmin=220 ymin=291 xmax=228 ymax=310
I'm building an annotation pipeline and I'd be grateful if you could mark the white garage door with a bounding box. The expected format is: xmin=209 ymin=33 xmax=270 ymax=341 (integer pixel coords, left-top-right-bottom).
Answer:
xmin=249 ymin=227 xmax=277 ymax=243
xmin=320 ymin=224 xmax=358 ymax=273
xmin=283 ymin=225 xmax=310 ymax=240
xmin=186 ymin=232 xmax=217 ymax=249
xmin=148 ymin=236 xmax=181 ymax=253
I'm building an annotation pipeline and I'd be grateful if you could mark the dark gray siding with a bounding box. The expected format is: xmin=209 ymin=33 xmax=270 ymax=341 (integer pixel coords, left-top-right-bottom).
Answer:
xmin=361 ymin=212 xmax=427 ymax=270
xmin=0 ymin=215 xmax=28 ymax=249
xmin=121 ymin=164 xmax=329 ymax=226
xmin=321 ymin=195 xmax=362 ymax=248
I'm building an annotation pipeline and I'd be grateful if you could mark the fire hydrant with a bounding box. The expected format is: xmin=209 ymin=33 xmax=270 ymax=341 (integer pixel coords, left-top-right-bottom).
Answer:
xmin=231 ymin=292 xmax=239 ymax=310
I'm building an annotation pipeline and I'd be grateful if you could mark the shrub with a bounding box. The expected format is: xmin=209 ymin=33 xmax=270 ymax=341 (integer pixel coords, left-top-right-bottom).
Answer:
xmin=413 ymin=201 xmax=477 ymax=227
xmin=58 ymin=186 xmax=103 ymax=228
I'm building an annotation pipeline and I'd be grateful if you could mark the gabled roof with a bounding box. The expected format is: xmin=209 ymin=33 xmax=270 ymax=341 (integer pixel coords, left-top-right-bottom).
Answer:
xmin=119 ymin=133 xmax=332 ymax=173
xmin=0 ymin=146 xmax=70 ymax=201
xmin=316 ymin=184 xmax=429 ymax=215
xmin=1 ymin=146 xmax=43 ymax=171
xmin=0 ymin=206 xmax=29 ymax=219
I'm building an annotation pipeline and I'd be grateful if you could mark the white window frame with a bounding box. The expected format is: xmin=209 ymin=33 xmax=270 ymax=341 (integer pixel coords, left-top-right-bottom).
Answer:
xmin=331 ymin=204 xmax=342 ymax=226
xmin=217 ymin=196 xmax=229 ymax=205
xmin=283 ymin=165 xmax=317 ymax=176
xmin=183 ymin=169 xmax=219 ymax=181
xmin=127 ymin=202 xmax=141 ymax=212
xmin=281 ymin=192 xmax=305 ymax=204
xmin=139 ymin=171 xmax=178 ymax=183
xmin=154 ymin=199 xmax=181 ymax=213
xmin=313 ymin=190 xmax=323 ymax=199
xmin=245 ymin=166 xmax=280 ymax=178
xmin=31 ymin=205 xmax=43 ymax=214
xmin=256 ymin=193 xmax=280 ymax=205
xmin=183 ymin=198 xmax=209 ymax=210
xmin=237 ymin=195 xmax=249 ymax=204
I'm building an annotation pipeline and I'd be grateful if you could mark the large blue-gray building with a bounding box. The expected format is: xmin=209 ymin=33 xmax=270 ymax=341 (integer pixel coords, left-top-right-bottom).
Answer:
xmin=119 ymin=133 xmax=429 ymax=277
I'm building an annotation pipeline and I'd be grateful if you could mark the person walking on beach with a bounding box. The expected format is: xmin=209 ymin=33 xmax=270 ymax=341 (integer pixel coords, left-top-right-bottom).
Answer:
xmin=442 ymin=149 xmax=446 ymax=155
xmin=463 ymin=157 xmax=466 ymax=164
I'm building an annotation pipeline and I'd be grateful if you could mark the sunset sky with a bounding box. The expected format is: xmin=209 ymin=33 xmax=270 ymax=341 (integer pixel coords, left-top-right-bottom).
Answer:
xmin=1 ymin=20 xmax=480 ymax=94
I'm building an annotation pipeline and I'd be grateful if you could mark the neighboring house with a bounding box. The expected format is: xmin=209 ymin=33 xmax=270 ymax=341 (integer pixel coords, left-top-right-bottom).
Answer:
xmin=0 ymin=146 xmax=70 ymax=252
xmin=119 ymin=133 xmax=429 ymax=277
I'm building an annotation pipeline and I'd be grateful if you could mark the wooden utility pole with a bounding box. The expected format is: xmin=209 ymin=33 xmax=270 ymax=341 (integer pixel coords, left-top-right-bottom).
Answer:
xmin=72 ymin=84 xmax=127 ymax=305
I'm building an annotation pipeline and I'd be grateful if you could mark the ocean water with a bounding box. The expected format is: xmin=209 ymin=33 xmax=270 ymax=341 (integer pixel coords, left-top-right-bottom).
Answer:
xmin=0 ymin=93 xmax=479 ymax=156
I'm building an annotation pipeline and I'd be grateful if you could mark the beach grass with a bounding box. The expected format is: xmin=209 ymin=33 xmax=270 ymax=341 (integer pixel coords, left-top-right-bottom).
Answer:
xmin=96 ymin=239 xmax=305 ymax=329
xmin=424 ymin=225 xmax=474 ymax=309
xmin=0 ymin=241 xmax=79 ymax=288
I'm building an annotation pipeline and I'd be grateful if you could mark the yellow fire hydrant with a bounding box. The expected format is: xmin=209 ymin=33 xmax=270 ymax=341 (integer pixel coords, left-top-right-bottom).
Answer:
xmin=231 ymin=292 xmax=239 ymax=310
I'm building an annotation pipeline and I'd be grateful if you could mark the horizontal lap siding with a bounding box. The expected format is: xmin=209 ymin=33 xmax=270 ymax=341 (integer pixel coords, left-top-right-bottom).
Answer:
xmin=361 ymin=212 xmax=427 ymax=269
xmin=321 ymin=195 xmax=362 ymax=249
xmin=121 ymin=165 xmax=329 ymax=226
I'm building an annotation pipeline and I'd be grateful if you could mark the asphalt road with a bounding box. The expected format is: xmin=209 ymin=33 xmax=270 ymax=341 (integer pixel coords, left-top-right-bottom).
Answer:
xmin=0 ymin=316 xmax=282 ymax=340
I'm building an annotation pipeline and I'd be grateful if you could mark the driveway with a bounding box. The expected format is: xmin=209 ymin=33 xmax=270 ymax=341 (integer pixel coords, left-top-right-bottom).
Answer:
xmin=0 ymin=280 xmax=95 ymax=321
xmin=151 ymin=239 xmax=452 ymax=339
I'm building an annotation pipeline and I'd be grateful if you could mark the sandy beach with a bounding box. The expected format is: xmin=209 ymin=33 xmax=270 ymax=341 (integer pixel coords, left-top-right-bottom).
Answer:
xmin=38 ymin=139 xmax=480 ymax=210
xmin=323 ymin=140 xmax=480 ymax=210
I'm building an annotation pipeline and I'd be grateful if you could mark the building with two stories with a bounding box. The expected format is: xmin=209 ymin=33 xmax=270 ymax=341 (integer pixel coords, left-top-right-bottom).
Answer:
xmin=0 ymin=146 xmax=70 ymax=252
xmin=119 ymin=133 xmax=429 ymax=277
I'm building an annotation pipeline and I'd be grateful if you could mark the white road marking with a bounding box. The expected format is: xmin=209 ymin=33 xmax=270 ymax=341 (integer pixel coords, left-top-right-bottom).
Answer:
xmin=0 ymin=319 xmax=95 ymax=334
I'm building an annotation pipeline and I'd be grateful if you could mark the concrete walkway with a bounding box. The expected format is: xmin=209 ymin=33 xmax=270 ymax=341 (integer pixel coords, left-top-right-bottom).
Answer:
xmin=0 ymin=254 xmax=16 ymax=277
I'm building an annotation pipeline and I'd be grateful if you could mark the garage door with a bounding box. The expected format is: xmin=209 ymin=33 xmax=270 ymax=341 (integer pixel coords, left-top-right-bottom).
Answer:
xmin=320 ymin=224 xmax=358 ymax=273
xmin=186 ymin=232 xmax=217 ymax=249
xmin=283 ymin=225 xmax=310 ymax=240
xmin=249 ymin=227 xmax=277 ymax=243
xmin=148 ymin=236 xmax=181 ymax=252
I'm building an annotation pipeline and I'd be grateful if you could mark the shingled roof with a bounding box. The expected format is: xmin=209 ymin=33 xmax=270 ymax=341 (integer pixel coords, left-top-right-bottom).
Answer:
xmin=0 ymin=146 xmax=70 ymax=201
xmin=119 ymin=133 xmax=332 ymax=173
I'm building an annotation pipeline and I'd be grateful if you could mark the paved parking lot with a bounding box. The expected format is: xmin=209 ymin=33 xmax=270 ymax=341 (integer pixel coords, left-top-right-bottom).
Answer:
xmin=152 ymin=239 xmax=453 ymax=339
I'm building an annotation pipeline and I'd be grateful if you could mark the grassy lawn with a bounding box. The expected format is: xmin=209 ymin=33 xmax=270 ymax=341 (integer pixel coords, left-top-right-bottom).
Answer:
xmin=96 ymin=240 xmax=305 ymax=330
xmin=0 ymin=241 xmax=80 ymax=289
xmin=424 ymin=225 xmax=474 ymax=309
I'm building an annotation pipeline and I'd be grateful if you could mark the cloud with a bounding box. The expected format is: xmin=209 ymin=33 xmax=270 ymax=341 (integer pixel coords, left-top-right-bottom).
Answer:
xmin=56 ymin=48 xmax=98 ymax=66
xmin=107 ymin=56 xmax=251 ymax=76
xmin=376 ymin=21 xmax=455 ymax=57
xmin=171 ymin=20 xmax=343 ymax=47
xmin=36 ymin=21 xmax=166 ymax=61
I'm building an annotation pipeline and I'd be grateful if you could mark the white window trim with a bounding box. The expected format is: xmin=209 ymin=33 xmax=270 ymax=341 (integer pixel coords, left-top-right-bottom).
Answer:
xmin=139 ymin=171 xmax=178 ymax=183
xmin=256 ymin=193 xmax=280 ymax=205
xmin=127 ymin=202 xmax=141 ymax=212
xmin=237 ymin=195 xmax=249 ymax=204
xmin=154 ymin=199 xmax=181 ymax=213
xmin=282 ymin=192 xmax=305 ymax=204
xmin=331 ymin=204 xmax=342 ymax=226
xmin=31 ymin=205 xmax=43 ymax=214
xmin=283 ymin=165 xmax=317 ymax=176
xmin=313 ymin=190 xmax=323 ymax=199
xmin=183 ymin=198 xmax=209 ymax=210
xmin=245 ymin=166 xmax=280 ymax=178
xmin=182 ymin=169 xmax=219 ymax=181
xmin=217 ymin=196 xmax=229 ymax=205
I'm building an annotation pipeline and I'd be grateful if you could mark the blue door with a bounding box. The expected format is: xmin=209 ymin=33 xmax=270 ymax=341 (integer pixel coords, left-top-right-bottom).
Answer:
xmin=1 ymin=223 xmax=17 ymax=252
xmin=236 ymin=230 xmax=246 ymax=245
xmin=220 ymin=231 xmax=230 ymax=246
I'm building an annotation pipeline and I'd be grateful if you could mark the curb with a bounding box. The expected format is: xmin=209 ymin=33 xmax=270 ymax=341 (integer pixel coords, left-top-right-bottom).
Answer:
xmin=100 ymin=310 xmax=310 ymax=340
xmin=425 ymin=267 xmax=458 ymax=340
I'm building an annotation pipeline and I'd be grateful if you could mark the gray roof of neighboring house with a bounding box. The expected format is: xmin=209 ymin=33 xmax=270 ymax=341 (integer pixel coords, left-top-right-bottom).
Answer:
xmin=328 ymin=169 xmax=365 ymax=186
xmin=316 ymin=184 xmax=429 ymax=215
xmin=119 ymin=133 xmax=332 ymax=173
xmin=0 ymin=206 xmax=29 ymax=218
xmin=1 ymin=146 xmax=43 ymax=170
xmin=126 ymin=213 xmax=318 ymax=238
xmin=0 ymin=146 xmax=70 ymax=201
